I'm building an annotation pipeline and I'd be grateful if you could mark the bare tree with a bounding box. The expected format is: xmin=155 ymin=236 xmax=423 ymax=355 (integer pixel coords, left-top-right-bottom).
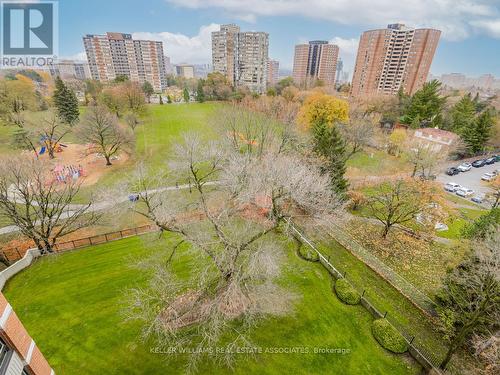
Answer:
xmin=337 ymin=116 xmax=375 ymax=159
xmin=404 ymin=140 xmax=447 ymax=179
xmin=38 ymin=116 xmax=70 ymax=159
xmin=368 ymin=178 xmax=445 ymax=238
xmin=115 ymin=129 xmax=342 ymax=370
xmin=0 ymin=157 xmax=100 ymax=254
xmin=437 ymin=231 xmax=500 ymax=370
xmin=77 ymin=106 xmax=134 ymax=166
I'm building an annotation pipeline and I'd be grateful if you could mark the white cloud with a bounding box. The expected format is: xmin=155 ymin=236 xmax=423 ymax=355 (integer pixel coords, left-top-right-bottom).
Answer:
xmin=60 ymin=51 xmax=87 ymax=62
xmin=132 ymin=23 xmax=220 ymax=64
xmin=166 ymin=0 xmax=500 ymax=41
xmin=329 ymin=37 xmax=360 ymax=78
xmin=470 ymin=19 xmax=500 ymax=38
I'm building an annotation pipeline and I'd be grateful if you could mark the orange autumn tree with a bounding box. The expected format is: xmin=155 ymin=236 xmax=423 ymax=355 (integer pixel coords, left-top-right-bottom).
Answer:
xmin=298 ymin=93 xmax=349 ymax=130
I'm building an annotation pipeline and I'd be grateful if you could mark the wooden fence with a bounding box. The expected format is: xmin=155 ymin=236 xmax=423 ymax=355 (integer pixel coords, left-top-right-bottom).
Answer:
xmin=1 ymin=225 xmax=156 ymax=263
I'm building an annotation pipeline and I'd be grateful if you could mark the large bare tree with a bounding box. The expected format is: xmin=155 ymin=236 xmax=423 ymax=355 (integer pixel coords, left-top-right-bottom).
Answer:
xmin=116 ymin=123 xmax=341 ymax=369
xmin=0 ymin=157 xmax=100 ymax=254
xmin=368 ymin=178 xmax=446 ymax=238
xmin=77 ymin=106 xmax=134 ymax=166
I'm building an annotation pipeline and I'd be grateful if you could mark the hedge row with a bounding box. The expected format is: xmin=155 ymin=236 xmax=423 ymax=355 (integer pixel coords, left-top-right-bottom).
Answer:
xmin=371 ymin=319 xmax=408 ymax=354
xmin=334 ymin=278 xmax=361 ymax=305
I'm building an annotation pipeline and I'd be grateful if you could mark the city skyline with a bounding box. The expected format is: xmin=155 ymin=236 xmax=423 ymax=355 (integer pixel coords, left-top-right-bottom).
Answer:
xmin=57 ymin=0 xmax=500 ymax=79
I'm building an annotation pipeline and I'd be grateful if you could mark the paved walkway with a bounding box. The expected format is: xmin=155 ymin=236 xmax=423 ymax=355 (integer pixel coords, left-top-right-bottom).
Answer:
xmin=0 ymin=181 xmax=219 ymax=235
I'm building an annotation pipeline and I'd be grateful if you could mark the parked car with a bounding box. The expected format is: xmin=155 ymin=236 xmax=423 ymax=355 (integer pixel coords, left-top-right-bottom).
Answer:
xmin=445 ymin=167 xmax=460 ymax=176
xmin=481 ymin=172 xmax=496 ymax=181
xmin=472 ymin=159 xmax=486 ymax=168
xmin=471 ymin=194 xmax=485 ymax=204
xmin=485 ymin=157 xmax=496 ymax=165
xmin=493 ymin=155 xmax=500 ymax=162
xmin=128 ymin=194 xmax=140 ymax=202
xmin=457 ymin=162 xmax=472 ymax=172
xmin=444 ymin=182 xmax=462 ymax=192
xmin=456 ymin=188 xmax=474 ymax=197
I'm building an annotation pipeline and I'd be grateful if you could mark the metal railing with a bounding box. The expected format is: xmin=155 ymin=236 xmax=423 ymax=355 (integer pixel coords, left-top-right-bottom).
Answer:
xmin=286 ymin=219 xmax=444 ymax=370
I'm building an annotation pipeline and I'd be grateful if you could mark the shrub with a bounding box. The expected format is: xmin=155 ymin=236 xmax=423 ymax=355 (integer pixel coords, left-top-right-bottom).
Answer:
xmin=461 ymin=208 xmax=499 ymax=239
xmin=371 ymin=319 xmax=408 ymax=353
xmin=334 ymin=278 xmax=361 ymax=305
xmin=296 ymin=243 xmax=319 ymax=262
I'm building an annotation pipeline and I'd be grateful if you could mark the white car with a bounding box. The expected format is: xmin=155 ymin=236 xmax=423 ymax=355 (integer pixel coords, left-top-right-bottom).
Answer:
xmin=481 ymin=173 xmax=496 ymax=181
xmin=435 ymin=222 xmax=449 ymax=231
xmin=456 ymin=188 xmax=474 ymax=197
xmin=444 ymin=182 xmax=462 ymax=192
xmin=457 ymin=162 xmax=472 ymax=172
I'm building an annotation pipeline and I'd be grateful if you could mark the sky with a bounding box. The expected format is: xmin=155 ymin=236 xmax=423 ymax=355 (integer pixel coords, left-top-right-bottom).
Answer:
xmin=57 ymin=0 xmax=500 ymax=78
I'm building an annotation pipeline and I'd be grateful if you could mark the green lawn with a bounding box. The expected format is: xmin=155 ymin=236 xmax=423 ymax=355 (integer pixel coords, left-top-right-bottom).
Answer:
xmin=4 ymin=235 xmax=420 ymax=375
xmin=346 ymin=149 xmax=412 ymax=178
xmin=313 ymin=238 xmax=447 ymax=360
xmin=73 ymin=103 xmax=219 ymax=202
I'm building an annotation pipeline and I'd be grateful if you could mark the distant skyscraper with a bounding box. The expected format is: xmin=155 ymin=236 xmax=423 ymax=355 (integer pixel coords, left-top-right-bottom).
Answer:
xmin=292 ymin=41 xmax=339 ymax=86
xmin=211 ymin=24 xmax=269 ymax=93
xmin=267 ymin=59 xmax=279 ymax=85
xmin=49 ymin=60 xmax=90 ymax=80
xmin=351 ymin=23 xmax=441 ymax=97
xmin=336 ymin=58 xmax=344 ymax=84
xmin=83 ymin=32 xmax=167 ymax=91
xmin=175 ymin=64 xmax=195 ymax=79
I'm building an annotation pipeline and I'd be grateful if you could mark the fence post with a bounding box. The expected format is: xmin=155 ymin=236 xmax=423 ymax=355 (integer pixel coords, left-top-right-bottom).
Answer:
xmin=16 ymin=248 xmax=21 ymax=259
xmin=384 ymin=311 xmax=388 ymax=318
xmin=72 ymin=240 xmax=76 ymax=249
xmin=410 ymin=336 xmax=415 ymax=345
xmin=134 ymin=227 xmax=138 ymax=235
xmin=343 ymin=271 xmax=347 ymax=278
xmin=104 ymin=233 xmax=109 ymax=241
xmin=362 ymin=290 xmax=365 ymax=297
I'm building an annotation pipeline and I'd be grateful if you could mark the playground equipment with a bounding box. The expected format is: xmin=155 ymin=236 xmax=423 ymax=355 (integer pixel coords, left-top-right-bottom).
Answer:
xmin=52 ymin=164 xmax=85 ymax=184
xmin=38 ymin=135 xmax=68 ymax=155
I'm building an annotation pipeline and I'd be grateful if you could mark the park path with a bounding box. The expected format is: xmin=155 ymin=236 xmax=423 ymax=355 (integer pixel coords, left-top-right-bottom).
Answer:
xmin=0 ymin=181 xmax=219 ymax=235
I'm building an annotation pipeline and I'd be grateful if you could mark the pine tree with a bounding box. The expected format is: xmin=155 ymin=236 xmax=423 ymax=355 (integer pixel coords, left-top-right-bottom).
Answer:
xmin=183 ymin=88 xmax=190 ymax=103
xmin=462 ymin=109 xmax=494 ymax=154
xmin=159 ymin=94 xmax=164 ymax=105
xmin=196 ymin=79 xmax=205 ymax=103
xmin=312 ymin=121 xmax=348 ymax=198
xmin=451 ymin=93 xmax=476 ymax=134
xmin=402 ymin=80 xmax=445 ymax=127
xmin=53 ymin=76 xmax=79 ymax=125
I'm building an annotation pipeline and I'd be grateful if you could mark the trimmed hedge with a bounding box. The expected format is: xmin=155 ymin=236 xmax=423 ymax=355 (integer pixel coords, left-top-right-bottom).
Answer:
xmin=297 ymin=244 xmax=319 ymax=262
xmin=334 ymin=278 xmax=361 ymax=305
xmin=371 ymin=319 xmax=408 ymax=354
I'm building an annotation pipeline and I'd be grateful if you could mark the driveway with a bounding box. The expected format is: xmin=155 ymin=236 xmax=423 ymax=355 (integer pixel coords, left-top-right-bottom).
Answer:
xmin=437 ymin=161 xmax=498 ymax=206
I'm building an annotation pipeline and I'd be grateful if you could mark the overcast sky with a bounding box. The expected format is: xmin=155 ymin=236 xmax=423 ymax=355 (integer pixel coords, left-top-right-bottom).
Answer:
xmin=60 ymin=0 xmax=500 ymax=77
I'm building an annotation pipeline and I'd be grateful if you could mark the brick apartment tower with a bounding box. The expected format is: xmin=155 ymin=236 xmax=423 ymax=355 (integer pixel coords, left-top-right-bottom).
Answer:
xmin=292 ymin=41 xmax=339 ymax=87
xmin=83 ymin=32 xmax=168 ymax=91
xmin=212 ymin=24 xmax=269 ymax=93
xmin=351 ymin=23 xmax=441 ymax=97
xmin=0 ymin=293 xmax=54 ymax=375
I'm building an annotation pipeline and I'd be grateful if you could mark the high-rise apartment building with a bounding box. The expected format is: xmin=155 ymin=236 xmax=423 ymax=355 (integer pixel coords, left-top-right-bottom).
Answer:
xmin=175 ymin=64 xmax=195 ymax=79
xmin=83 ymin=32 xmax=168 ymax=91
xmin=267 ymin=59 xmax=279 ymax=85
xmin=292 ymin=41 xmax=339 ymax=86
xmin=48 ymin=59 xmax=90 ymax=80
xmin=212 ymin=24 xmax=269 ymax=93
xmin=351 ymin=24 xmax=441 ymax=97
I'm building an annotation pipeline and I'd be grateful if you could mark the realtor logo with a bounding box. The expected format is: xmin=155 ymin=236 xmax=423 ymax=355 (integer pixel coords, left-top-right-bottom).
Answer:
xmin=1 ymin=0 xmax=58 ymax=68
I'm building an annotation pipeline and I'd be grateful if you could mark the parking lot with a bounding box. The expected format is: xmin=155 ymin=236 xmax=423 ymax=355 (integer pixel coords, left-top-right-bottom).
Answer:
xmin=437 ymin=161 xmax=498 ymax=205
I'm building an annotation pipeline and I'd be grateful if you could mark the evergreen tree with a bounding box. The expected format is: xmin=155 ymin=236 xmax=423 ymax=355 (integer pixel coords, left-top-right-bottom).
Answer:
xmin=167 ymin=95 xmax=172 ymax=104
xmin=402 ymin=80 xmax=445 ymax=128
xmin=183 ymin=88 xmax=190 ymax=103
xmin=159 ymin=94 xmax=164 ymax=105
xmin=196 ymin=79 xmax=205 ymax=103
xmin=312 ymin=121 xmax=348 ymax=197
xmin=450 ymin=93 xmax=476 ymax=134
xmin=53 ymin=76 xmax=79 ymax=126
xmin=461 ymin=109 xmax=494 ymax=154
xmin=141 ymin=81 xmax=154 ymax=103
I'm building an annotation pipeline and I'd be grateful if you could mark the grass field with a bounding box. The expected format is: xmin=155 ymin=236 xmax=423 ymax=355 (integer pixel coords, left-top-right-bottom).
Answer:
xmin=4 ymin=235 xmax=420 ymax=375
xmin=346 ymin=148 xmax=412 ymax=178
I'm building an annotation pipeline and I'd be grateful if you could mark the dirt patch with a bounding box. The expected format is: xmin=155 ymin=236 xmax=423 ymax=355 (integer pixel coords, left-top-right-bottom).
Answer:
xmin=29 ymin=143 xmax=129 ymax=186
